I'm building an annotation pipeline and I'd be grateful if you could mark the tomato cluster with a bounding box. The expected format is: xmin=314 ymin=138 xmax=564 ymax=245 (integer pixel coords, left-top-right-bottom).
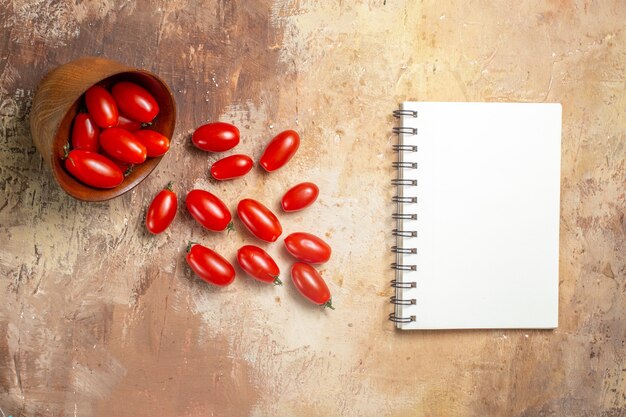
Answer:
xmin=145 ymin=122 xmax=335 ymax=310
xmin=63 ymin=82 xmax=170 ymax=188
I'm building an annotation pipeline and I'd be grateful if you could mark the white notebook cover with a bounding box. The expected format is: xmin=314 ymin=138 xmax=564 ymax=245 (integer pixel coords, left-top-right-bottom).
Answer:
xmin=394 ymin=102 xmax=561 ymax=330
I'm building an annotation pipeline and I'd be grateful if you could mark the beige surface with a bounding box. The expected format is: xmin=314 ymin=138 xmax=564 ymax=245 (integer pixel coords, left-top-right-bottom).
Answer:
xmin=0 ymin=1 xmax=624 ymax=416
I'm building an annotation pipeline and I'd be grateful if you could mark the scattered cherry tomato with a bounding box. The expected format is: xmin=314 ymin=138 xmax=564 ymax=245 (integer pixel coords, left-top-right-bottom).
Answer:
xmin=291 ymin=262 xmax=334 ymax=309
xmin=71 ymin=113 xmax=100 ymax=152
xmin=237 ymin=199 xmax=282 ymax=242
xmin=117 ymin=114 xmax=142 ymax=132
xmin=134 ymin=129 xmax=170 ymax=157
xmin=211 ymin=154 xmax=253 ymax=180
xmin=186 ymin=243 xmax=235 ymax=286
xmin=192 ymin=122 xmax=239 ymax=152
xmin=64 ymin=149 xmax=123 ymax=188
xmin=186 ymin=189 xmax=233 ymax=232
xmin=236 ymin=245 xmax=281 ymax=285
xmin=100 ymin=128 xmax=147 ymax=164
xmin=146 ymin=182 xmax=177 ymax=234
xmin=281 ymin=182 xmax=319 ymax=212
xmin=111 ymin=81 xmax=159 ymax=123
xmin=85 ymin=85 xmax=119 ymax=128
xmin=284 ymin=232 xmax=331 ymax=264
xmin=259 ymin=130 xmax=299 ymax=172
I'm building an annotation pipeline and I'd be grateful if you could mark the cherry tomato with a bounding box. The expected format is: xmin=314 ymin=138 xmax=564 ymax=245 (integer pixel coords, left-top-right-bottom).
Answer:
xmin=84 ymin=85 xmax=118 ymax=128
xmin=237 ymin=199 xmax=282 ymax=242
xmin=211 ymin=154 xmax=253 ymax=180
xmin=192 ymin=122 xmax=239 ymax=152
xmin=146 ymin=182 xmax=177 ymax=234
xmin=291 ymin=262 xmax=334 ymax=309
xmin=284 ymin=232 xmax=331 ymax=264
xmin=100 ymin=128 xmax=147 ymax=164
xmin=64 ymin=149 xmax=123 ymax=189
xmin=134 ymin=129 xmax=170 ymax=157
xmin=281 ymin=182 xmax=319 ymax=212
xmin=259 ymin=130 xmax=300 ymax=172
xmin=186 ymin=189 xmax=232 ymax=232
xmin=99 ymin=148 xmax=133 ymax=174
xmin=186 ymin=243 xmax=235 ymax=286
xmin=71 ymin=113 xmax=100 ymax=152
xmin=111 ymin=81 xmax=159 ymax=123
xmin=117 ymin=114 xmax=142 ymax=132
xmin=237 ymin=245 xmax=281 ymax=285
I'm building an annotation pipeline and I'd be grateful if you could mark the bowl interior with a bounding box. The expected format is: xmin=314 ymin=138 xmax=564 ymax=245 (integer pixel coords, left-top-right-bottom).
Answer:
xmin=52 ymin=70 xmax=176 ymax=202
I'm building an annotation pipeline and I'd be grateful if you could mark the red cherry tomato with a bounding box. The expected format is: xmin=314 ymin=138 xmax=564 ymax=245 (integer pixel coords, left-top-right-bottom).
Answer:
xmin=71 ymin=113 xmax=101 ymax=152
xmin=117 ymin=114 xmax=142 ymax=132
xmin=192 ymin=122 xmax=239 ymax=152
xmin=186 ymin=189 xmax=232 ymax=232
xmin=99 ymin=148 xmax=133 ymax=174
xmin=64 ymin=149 xmax=123 ymax=189
xmin=284 ymin=232 xmax=331 ymax=264
xmin=146 ymin=182 xmax=177 ymax=234
xmin=111 ymin=81 xmax=159 ymax=123
xmin=211 ymin=154 xmax=253 ymax=180
xmin=84 ymin=85 xmax=118 ymax=128
xmin=291 ymin=262 xmax=334 ymax=309
xmin=100 ymin=128 xmax=147 ymax=164
xmin=237 ymin=199 xmax=282 ymax=242
xmin=186 ymin=243 xmax=235 ymax=286
xmin=259 ymin=130 xmax=300 ymax=172
xmin=237 ymin=245 xmax=281 ymax=285
xmin=281 ymin=182 xmax=319 ymax=212
xmin=134 ymin=129 xmax=170 ymax=157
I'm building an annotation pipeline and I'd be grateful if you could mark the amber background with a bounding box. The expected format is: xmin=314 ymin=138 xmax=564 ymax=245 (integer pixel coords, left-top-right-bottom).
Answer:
xmin=0 ymin=1 xmax=624 ymax=416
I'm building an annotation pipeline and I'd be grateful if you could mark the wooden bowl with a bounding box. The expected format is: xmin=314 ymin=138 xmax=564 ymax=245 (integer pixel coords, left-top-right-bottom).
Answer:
xmin=30 ymin=56 xmax=176 ymax=201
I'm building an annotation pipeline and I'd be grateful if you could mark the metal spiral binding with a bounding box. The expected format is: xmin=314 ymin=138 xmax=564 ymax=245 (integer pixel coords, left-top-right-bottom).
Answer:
xmin=390 ymin=279 xmax=416 ymax=288
xmin=391 ymin=246 xmax=417 ymax=254
xmin=389 ymin=312 xmax=416 ymax=323
xmin=392 ymin=196 xmax=417 ymax=204
xmin=391 ymin=178 xmax=417 ymax=186
xmin=392 ymin=229 xmax=417 ymax=238
xmin=393 ymin=126 xmax=417 ymax=135
xmin=392 ymin=161 xmax=417 ymax=169
xmin=390 ymin=296 xmax=417 ymax=305
xmin=393 ymin=144 xmax=417 ymax=152
xmin=393 ymin=109 xmax=418 ymax=118
xmin=392 ymin=213 xmax=417 ymax=220
xmin=390 ymin=263 xmax=416 ymax=271
xmin=390 ymin=107 xmax=419 ymax=325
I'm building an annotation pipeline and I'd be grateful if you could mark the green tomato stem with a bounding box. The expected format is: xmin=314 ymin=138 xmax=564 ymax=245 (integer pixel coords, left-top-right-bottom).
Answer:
xmin=322 ymin=298 xmax=335 ymax=310
xmin=272 ymin=276 xmax=283 ymax=286
xmin=165 ymin=181 xmax=174 ymax=192
xmin=186 ymin=241 xmax=198 ymax=253
xmin=124 ymin=165 xmax=135 ymax=177
xmin=62 ymin=142 xmax=71 ymax=160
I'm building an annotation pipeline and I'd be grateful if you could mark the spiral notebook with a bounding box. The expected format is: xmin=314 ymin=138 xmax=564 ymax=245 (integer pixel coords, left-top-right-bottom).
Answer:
xmin=390 ymin=102 xmax=562 ymax=330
